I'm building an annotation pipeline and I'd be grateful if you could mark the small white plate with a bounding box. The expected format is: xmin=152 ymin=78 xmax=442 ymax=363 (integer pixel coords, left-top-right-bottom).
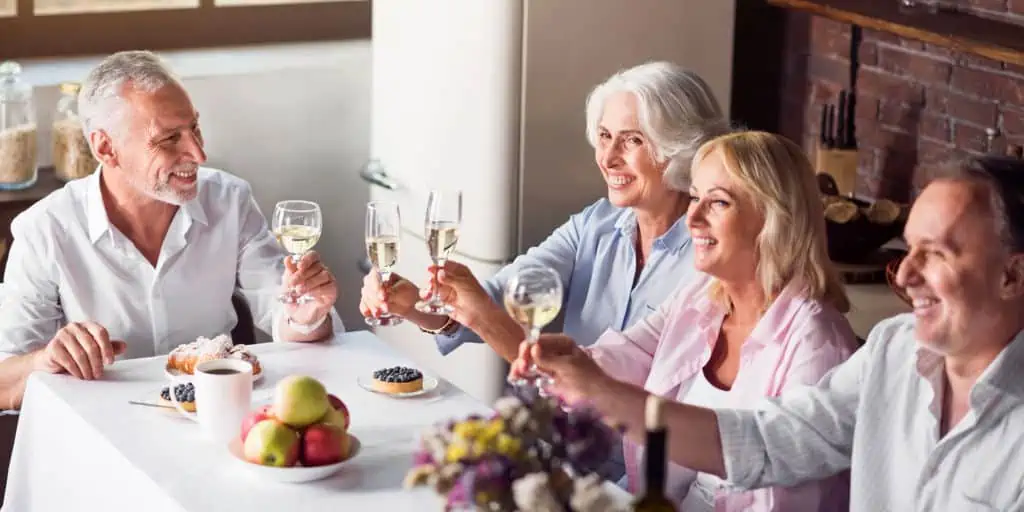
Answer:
xmin=165 ymin=367 xmax=264 ymax=383
xmin=356 ymin=374 xmax=439 ymax=398
xmin=227 ymin=434 xmax=360 ymax=483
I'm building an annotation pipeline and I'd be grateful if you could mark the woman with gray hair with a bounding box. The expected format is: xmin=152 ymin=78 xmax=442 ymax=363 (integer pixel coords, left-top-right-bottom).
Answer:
xmin=360 ymin=60 xmax=728 ymax=367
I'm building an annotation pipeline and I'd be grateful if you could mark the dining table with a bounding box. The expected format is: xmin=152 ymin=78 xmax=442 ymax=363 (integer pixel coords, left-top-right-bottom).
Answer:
xmin=1 ymin=329 xmax=631 ymax=511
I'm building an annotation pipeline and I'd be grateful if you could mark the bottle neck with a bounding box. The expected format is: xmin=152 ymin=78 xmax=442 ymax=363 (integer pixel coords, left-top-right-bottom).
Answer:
xmin=644 ymin=427 xmax=667 ymax=494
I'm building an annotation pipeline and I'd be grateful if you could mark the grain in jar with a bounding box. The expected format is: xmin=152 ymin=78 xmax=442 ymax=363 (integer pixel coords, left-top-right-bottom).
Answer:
xmin=0 ymin=60 xmax=38 ymax=190
xmin=53 ymin=82 xmax=98 ymax=181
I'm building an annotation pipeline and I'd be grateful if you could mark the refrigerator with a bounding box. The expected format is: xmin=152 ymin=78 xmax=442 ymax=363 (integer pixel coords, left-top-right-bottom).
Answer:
xmin=361 ymin=0 xmax=736 ymax=405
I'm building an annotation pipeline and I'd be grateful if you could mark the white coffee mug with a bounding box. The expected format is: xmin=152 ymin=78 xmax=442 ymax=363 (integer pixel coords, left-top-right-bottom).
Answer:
xmin=168 ymin=358 xmax=253 ymax=444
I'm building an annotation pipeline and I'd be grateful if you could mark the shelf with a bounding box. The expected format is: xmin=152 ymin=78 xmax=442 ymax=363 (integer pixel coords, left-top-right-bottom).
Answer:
xmin=767 ymin=0 xmax=1024 ymax=67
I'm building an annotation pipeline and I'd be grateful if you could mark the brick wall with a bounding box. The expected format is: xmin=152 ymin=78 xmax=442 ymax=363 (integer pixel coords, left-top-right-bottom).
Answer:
xmin=779 ymin=7 xmax=1024 ymax=201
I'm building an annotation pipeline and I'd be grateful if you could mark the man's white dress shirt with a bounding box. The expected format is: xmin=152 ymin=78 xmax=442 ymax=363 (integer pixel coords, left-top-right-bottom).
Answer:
xmin=0 ymin=166 xmax=343 ymax=363
xmin=717 ymin=313 xmax=1024 ymax=511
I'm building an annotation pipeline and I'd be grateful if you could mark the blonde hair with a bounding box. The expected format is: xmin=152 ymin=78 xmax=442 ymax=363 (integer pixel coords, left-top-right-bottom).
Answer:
xmin=694 ymin=131 xmax=850 ymax=313
xmin=584 ymin=61 xmax=731 ymax=192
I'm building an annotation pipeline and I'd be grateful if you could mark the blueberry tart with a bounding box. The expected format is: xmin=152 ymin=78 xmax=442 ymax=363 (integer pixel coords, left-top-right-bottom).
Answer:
xmin=372 ymin=366 xmax=424 ymax=394
xmin=159 ymin=382 xmax=196 ymax=412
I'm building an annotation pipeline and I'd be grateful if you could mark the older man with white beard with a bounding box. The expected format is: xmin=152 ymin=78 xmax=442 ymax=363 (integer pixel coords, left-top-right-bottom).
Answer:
xmin=0 ymin=50 xmax=343 ymax=411
xmin=516 ymin=155 xmax=1024 ymax=511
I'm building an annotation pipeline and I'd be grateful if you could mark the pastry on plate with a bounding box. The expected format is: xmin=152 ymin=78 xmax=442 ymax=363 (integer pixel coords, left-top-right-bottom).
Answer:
xmin=165 ymin=334 xmax=262 ymax=376
xmin=159 ymin=382 xmax=196 ymax=412
xmin=372 ymin=366 xmax=424 ymax=394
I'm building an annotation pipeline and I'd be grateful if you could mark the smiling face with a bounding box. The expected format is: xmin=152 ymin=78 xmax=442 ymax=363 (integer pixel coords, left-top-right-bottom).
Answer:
xmin=96 ymin=82 xmax=206 ymax=205
xmin=685 ymin=149 xmax=765 ymax=284
xmin=896 ymin=179 xmax=1010 ymax=355
xmin=594 ymin=92 xmax=676 ymax=210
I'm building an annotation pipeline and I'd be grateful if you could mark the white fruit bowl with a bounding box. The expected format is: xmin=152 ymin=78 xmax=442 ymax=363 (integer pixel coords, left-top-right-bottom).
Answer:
xmin=226 ymin=434 xmax=360 ymax=483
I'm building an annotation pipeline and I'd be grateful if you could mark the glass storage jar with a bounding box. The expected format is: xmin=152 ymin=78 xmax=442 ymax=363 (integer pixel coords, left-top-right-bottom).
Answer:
xmin=0 ymin=60 xmax=38 ymax=190
xmin=53 ymin=81 xmax=98 ymax=182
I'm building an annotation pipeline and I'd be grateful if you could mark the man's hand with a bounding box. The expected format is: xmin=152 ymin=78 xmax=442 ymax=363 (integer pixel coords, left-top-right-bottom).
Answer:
xmin=284 ymin=251 xmax=338 ymax=324
xmin=33 ymin=322 xmax=127 ymax=380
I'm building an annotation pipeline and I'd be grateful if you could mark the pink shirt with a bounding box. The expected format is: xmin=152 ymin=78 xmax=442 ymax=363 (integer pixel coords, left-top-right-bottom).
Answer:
xmin=587 ymin=277 xmax=857 ymax=511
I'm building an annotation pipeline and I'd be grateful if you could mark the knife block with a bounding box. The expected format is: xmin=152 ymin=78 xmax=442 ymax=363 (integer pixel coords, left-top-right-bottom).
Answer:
xmin=815 ymin=146 xmax=859 ymax=197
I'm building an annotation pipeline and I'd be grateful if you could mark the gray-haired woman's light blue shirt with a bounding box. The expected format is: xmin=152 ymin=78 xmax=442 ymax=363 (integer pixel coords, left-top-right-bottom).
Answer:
xmin=435 ymin=198 xmax=697 ymax=355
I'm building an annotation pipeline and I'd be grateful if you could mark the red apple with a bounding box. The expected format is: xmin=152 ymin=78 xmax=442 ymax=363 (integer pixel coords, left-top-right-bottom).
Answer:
xmin=243 ymin=419 xmax=300 ymax=467
xmin=326 ymin=394 xmax=350 ymax=430
xmin=300 ymin=424 xmax=349 ymax=466
xmin=240 ymin=405 xmax=274 ymax=442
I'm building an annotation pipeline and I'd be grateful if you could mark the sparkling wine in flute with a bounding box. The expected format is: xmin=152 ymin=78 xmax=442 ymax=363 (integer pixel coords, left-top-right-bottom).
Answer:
xmin=425 ymin=221 xmax=459 ymax=263
xmin=415 ymin=190 xmax=463 ymax=315
xmin=274 ymin=225 xmax=321 ymax=255
xmin=366 ymin=235 xmax=399 ymax=273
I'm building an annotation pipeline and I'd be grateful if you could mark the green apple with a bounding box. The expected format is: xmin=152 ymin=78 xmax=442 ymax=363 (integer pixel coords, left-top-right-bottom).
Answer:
xmin=273 ymin=375 xmax=330 ymax=428
xmin=243 ymin=419 xmax=299 ymax=467
xmin=319 ymin=407 xmax=348 ymax=432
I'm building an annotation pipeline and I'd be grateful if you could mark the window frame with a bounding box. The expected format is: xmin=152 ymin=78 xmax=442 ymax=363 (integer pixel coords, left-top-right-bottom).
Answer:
xmin=0 ymin=0 xmax=371 ymax=60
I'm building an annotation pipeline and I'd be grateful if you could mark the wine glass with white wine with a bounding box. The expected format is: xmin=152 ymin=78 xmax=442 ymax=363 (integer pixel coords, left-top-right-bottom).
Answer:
xmin=504 ymin=265 xmax=563 ymax=391
xmin=414 ymin=190 xmax=462 ymax=315
xmin=272 ymin=200 xmax=322 ymax=304
xmin=364 ymin=200 xmax=403 ymax=327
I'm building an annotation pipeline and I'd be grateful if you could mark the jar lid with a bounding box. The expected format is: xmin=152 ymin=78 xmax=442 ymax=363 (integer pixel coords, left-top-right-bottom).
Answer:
xmin=0 ymin=61 xmax=22 ymax=76
xmin=59 ymin=82 xmax=81 ymax=95
xmin=0 ymin=60 xmax=32 ymax=103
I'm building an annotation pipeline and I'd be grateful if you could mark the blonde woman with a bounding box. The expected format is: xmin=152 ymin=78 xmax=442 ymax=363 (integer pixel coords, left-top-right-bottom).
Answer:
xmin=510 ymin=131 xmax=857 ymax=511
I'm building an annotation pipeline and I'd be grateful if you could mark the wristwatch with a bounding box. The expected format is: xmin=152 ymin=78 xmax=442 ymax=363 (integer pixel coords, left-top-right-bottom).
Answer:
xmin=287 ymin=314 xmax=328 ymax=334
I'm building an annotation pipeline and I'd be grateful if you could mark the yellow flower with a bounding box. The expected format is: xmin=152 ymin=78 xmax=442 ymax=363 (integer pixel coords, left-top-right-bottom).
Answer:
xmin=453 ymin=420 xmax=483 ymax=439
xmin=445 ymin=441 xmax=470 ymax=462
xmin=495 ymin=434 xmax=521 ymax=457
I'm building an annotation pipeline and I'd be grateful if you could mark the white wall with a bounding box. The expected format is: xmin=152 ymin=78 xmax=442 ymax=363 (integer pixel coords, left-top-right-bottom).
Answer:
xmin=20 ymin=41 xmax=373 ymax=333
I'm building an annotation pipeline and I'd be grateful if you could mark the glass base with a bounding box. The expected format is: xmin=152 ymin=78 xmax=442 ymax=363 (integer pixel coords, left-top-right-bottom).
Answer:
xmin=414 ymin=300 xmax=453 ymax=315
xmin=364 ymin=314 xmax=404 ymax=327
xmin=509 ymin=365 xmax=555 ymax=395
xmin=278 ymin=292 xmax=313 ymax=304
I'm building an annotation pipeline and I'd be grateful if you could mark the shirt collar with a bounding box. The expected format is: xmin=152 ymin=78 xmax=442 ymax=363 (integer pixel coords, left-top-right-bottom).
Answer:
xmin=686 ymin=280 xmax=806 ymax=349
xmin=914 ymin=327 xmax=1024 ymax=401
xmin=86 ymin=166 xmax=209 ymax=244
xmin=975 ymin=328 xmax=1024 ymax=399
xmin=613 ymin=208 xmax=691 ymax=252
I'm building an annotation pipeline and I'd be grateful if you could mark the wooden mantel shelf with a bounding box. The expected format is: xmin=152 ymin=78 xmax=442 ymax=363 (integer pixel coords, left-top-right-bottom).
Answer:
xmin=767 ymin=0 xmax=1024 ymax=67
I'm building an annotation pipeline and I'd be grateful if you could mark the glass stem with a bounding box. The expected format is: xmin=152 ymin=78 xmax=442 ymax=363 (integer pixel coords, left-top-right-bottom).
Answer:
xmin=432 ymin=259 xmax=445 ymax=303
xmin=378 ymin=269 xmax=392 ymax=316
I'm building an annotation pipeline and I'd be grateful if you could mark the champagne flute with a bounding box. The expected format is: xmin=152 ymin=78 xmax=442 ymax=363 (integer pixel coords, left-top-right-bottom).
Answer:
xmin=504 ymin=265 xmax=563 ymax=391
xmin=364 ymin=201 xmax=404 ymax=327
xmin=272 ymin=200 xmax=322 ymax=304
xmin=415 ymin=190 xmax=462 ymax=315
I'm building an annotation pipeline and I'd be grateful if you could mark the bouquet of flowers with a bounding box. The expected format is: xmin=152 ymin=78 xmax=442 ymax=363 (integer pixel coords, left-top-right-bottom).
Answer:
xmin=404 ymin=387 xmax=628 ymax=512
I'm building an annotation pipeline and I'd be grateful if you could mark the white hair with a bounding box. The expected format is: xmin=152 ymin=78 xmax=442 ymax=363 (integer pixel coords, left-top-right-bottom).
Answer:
xmin=584 ymin=61 xmax=731 ymax=191
xmin=78 ymin=50 xmax=182 ymax=146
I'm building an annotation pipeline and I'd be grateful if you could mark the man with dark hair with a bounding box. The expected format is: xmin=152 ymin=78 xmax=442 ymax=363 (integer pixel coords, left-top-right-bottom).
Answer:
xmin=514 ymin=155 xmax=1024 ymax=511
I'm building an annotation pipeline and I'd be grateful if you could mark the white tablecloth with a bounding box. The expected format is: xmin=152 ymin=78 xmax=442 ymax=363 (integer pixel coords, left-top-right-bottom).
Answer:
xmin=3 ymin=331 xmax=542 ymax=511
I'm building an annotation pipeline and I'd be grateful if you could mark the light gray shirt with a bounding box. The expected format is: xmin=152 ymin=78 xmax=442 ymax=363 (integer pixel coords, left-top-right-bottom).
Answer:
xmin=0 ymin=166 xmax=343 ymax=363
xmin=717 ymin=313 xmax=1024 ymax=512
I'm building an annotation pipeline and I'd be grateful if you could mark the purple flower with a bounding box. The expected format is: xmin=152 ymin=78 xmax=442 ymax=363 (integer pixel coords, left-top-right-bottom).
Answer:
xmin=412 ymin=449 xmax=434 ymax=467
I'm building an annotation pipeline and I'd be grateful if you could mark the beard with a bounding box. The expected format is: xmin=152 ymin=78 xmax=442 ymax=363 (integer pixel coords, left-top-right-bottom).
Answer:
xmin=137 ymin=164 xmax=199 ymax=205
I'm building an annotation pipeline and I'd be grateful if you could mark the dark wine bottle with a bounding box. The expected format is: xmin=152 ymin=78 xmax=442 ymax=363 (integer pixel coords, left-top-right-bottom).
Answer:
xmin=631 ymin=394 xmax=677 ymax=511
